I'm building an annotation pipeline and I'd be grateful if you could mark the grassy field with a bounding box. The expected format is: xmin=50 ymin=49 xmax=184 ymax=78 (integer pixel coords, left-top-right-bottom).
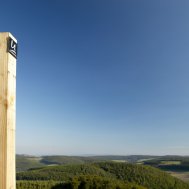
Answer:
xmin=160 ymin=161 xmax=181 ymax=165
xmin=169 ymin=171 xmax=189 ymax=183
xmin=112 ymin=160 xmax=128 ymax=163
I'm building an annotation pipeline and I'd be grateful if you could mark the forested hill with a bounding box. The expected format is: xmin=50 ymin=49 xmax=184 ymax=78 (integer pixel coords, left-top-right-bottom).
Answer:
xmin=17 ymin=154 xmax=189 ymax=172
xmin=16 ymin=155 xmax=158 ymax=171
xmin=17 ymin=162 xmax=189 ymax=189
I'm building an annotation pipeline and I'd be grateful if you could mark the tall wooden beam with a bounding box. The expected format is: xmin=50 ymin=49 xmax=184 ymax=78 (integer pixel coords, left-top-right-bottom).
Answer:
xmin=0 ymin=32 xmax=17 ymax=189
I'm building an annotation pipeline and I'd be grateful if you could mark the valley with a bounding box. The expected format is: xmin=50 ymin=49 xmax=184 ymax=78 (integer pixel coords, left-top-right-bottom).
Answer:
xmin=16 ymin=155 xmax=189 ymax=189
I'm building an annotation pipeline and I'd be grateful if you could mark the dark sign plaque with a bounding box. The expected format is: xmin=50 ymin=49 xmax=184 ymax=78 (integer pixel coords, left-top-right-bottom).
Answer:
xmin=8 ymin=37 xmax=17 ymax=59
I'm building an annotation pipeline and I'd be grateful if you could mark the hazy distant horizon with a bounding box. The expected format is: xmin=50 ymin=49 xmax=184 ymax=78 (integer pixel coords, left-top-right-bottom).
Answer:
xmin=16 ymin=151 xmax=189 ymax=157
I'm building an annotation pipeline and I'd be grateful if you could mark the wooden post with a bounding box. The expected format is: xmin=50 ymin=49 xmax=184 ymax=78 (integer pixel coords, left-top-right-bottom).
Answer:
xmin=0 ymin=32 xmax=17 ymax=189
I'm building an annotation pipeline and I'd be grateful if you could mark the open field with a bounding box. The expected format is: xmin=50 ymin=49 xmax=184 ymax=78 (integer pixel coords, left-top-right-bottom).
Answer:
xmin=112 ymin=160 xmax=128 ymax=163
xmin=159 ymin=161 xmax=181 ymax=165
xmin=169 ymin=171 xmax=189 ymax=183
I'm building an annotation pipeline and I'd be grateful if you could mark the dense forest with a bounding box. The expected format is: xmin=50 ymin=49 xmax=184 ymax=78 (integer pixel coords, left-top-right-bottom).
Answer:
xmin=17 ymin=176 xmax=146 ymax=189
xmin=17 ymin=162 xmax=189 ymax=189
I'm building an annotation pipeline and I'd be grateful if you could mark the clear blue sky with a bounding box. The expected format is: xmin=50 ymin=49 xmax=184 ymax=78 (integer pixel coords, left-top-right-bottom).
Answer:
xmin=1 ymin=0 xmax=189 ymax=155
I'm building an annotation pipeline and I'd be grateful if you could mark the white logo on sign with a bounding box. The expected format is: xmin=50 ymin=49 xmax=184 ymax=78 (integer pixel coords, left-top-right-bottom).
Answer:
xmin=10 ymin=40 xmax=16 ymax=54
xmin=11 ymin=40 xmax=16 ymax=51
xmin=8 ymin=37 xmax=17 ymax=58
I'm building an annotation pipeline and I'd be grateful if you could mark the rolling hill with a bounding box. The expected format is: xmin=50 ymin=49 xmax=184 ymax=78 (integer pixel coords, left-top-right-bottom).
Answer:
xmin=17 ymin=162 xmax=189 ymax=189
xmin=16 ymin=155 xmax=159 ymax=172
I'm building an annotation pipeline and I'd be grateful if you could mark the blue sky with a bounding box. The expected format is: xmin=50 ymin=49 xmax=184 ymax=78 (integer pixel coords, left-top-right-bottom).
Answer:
xmin=1 ymin=0 xmax=189 ymax=155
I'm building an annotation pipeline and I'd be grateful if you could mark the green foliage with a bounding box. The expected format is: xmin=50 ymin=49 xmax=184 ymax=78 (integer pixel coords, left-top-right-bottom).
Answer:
xmin=17 ymin=155 xmax=189 ymax=172
xmin=95 ymin=162 xmax=189 ymax=189
xmin=17 ymin=164 xmax=113 ymax=181
xmin=16 ymin=162 xmax=189 ymax=189
xmin=69 ymin=175 xmax=147 ymax=189
xmin=17 ymin=181 xmax=60 ymax=189
xmin=41 ymin=156 xmax=86 ymax=165
xmin=16 ymin=155 xmax=45 ymax=172
xmin=143 ymin=156 xmax=189 ymax=172
xmin=17 ymin=176 xmax=147 ymax=189
xmin=16 ymin=155 xmax=160 ymax=171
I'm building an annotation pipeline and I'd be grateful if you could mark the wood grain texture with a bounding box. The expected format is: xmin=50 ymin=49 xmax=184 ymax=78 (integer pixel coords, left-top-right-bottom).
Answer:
xmin=0 ymin=32 xmax=17 ymax=189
